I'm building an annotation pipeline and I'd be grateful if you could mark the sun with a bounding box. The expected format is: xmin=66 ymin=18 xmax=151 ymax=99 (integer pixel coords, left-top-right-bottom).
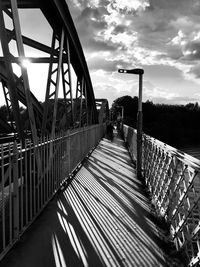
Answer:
xmin=21 ymin=58 xmax=31 ymax=68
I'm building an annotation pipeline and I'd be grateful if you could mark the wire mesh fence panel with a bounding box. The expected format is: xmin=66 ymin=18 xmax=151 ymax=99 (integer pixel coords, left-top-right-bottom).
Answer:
xmin=123 ymin=124 xmax=200 ymax=267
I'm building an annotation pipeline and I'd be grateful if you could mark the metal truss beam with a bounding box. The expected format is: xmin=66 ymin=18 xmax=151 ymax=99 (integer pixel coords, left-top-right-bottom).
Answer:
xmin=0 ymin=0 xmax=100 ymax=142
xmin=40 ymin=0 xmax=98 ymax=123
xmin=2 ymin=0 xmax=40 ymax=8
xmin=0 ymin=0 xmax=24 ymax=140
xmin=10 ymin=0 xmax=38 ymax=145
xmin=61 ymin=37 xmax=74 ymax=127
xmin=0 ymin=57 xmax=68 ymax=63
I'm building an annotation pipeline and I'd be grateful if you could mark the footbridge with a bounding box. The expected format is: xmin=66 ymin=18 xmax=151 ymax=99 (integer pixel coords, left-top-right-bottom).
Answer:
xmin=0 ymin=1 xmax=199 ymax=266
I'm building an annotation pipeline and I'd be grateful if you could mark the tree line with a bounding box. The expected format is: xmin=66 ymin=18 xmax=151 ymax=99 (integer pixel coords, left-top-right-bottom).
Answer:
xmin=111 ymin=95 xmax=200 ymax=147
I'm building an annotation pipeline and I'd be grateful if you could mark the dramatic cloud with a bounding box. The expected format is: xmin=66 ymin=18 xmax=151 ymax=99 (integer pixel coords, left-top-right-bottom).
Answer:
xmin=67 ymin=0 xmax=200 ymax=105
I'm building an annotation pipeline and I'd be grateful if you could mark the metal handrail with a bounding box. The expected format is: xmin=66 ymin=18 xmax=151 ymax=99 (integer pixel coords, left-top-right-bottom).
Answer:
xmin=123 ymin=124 xmax=200 ymax=267
xmin=0 ymin=124 xmax=105 ymax=260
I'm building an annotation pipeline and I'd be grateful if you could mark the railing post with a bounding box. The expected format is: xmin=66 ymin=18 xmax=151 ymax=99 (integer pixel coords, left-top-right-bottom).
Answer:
xmin=137 ymin=73 xmax=143 ymax=180
xmin=78 ymin=130 xmax=81 ymax=162
xmin=13 ymin=141 xmax=19 ymax=239
xmin=67 ymin=130 xmax=71 ymax=175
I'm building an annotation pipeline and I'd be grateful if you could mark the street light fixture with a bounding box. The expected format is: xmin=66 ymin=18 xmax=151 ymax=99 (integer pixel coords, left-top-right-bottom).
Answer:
xmin=118 ymin=68 xmax=144 ymax=179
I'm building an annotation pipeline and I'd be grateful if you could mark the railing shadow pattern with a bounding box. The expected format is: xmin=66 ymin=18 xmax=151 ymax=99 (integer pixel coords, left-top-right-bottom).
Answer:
xmin=0 ymin=129 xmax=185 ymax=267
xmin=54 ymin=135 xmax=183 ymax=266
xmin=123 ymin=124 xmax=200 ymax=267
xmin=0 ymin=124 xmax=105 ymax=261
xmin=57 ymin=135 xmax=183 ymax=266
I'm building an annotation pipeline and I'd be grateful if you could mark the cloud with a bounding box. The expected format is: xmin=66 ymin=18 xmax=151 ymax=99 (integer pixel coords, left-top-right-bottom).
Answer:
xmin=111 ymin=24 xmax=128 ymax=35
xmin=87 ymin=56 xmax=125 ymax=72
xmin=86 ymin=39 xmax=117 ymax=52
xmin=93 ymin=82 xmax=135 ymax=107
xmin=189 ymin=64 xmax=200 ymax=78
xmin=66 ymin=0 xmax=200 ymax=105
xmin=68 ymin=0 xmax=200 ymax=66
xmin=110 ymin=0 xmax=150 ymax=13
xmin=150 ymin=96 xmax=200 ymax=105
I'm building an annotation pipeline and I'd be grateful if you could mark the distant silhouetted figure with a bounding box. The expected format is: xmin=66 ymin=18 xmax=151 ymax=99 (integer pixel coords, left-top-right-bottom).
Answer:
xmin=106 ymin=122 xmax=114 ymax=140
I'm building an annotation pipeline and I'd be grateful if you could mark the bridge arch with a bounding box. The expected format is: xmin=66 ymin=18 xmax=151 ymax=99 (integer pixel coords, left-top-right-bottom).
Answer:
xmin=0 ymin=0 xmax=100 ymax=144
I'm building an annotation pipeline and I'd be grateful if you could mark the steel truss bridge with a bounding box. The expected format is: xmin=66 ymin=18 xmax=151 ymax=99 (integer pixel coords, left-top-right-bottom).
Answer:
xmin=0 ymin=0 xmax=199 ymax=266
xmin=0 ymin=0 xmax=109 ymax=143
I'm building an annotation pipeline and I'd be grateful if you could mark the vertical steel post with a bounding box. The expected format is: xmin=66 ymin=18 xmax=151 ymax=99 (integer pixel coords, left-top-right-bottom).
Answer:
xmin=137 ymin=73 xmax=143 ymax=180
xmin=66 ymin=37 xmax=74 ymax=124
xmin=79 ymin=77 xmax=84 ymax=127
xmin=84 ymin=78 xmax=89 ymax=125
xmin=50 ymin=29 xmax=65 ymax=140
xmin=1 ymin=145 xmax=5 ymax=249
xmin=42 ymin=33 xmax=56 ymax=135
xmin=13 ymin=141 xmax=19 ymax=239
xmin=67 ymin=130 xmax=71 ymax=175
xmin=118 ymin=68 xmax=144 ymax=179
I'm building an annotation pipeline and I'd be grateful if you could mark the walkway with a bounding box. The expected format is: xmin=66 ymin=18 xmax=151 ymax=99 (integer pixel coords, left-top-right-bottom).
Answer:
xmin=0 ymin=132 xmax=183 ymax=267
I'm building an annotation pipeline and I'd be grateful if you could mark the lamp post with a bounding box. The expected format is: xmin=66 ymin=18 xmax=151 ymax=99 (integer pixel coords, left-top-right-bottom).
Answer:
xmin=118 ymin=68 xmax=144 ymax=179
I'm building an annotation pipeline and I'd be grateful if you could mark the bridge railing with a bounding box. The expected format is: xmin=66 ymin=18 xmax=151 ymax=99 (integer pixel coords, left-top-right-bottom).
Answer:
xmin=123 ymin=124 xmax=200 ymax=267
xmin=0 ymin=124 xmax=105 ymax=260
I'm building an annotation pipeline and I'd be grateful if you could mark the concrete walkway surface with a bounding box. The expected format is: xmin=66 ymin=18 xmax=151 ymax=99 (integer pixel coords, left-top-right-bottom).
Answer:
xmin=0 ymin=132 xmax=184 ymax=267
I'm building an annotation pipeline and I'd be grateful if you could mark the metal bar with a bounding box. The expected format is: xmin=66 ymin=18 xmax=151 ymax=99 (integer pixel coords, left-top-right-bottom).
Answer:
xmin=136 ymin=74 xmax=143 ymax=180
xmin=33 ymin=143 xmax=36 ymax=215
xmin=2 ymin=0 xmax=40 ymax=9
xmin=53 ymin=139 xmax=56 ymax=192
xmin=56 ymin=136 xmax=59 ymax=188
xmin=0 ymin=56 xmax=67 ymax=63
xmin=8 ymin=144 xmax=12 ymax=243
xmin=13 ymin=141 xmax=19 ymax=239
xmin=11 ymin=0 xmax=38 ymax=146
xmin=1 ymin=145 xmax=6 ymax=249
xmin=47 ymin=135 xmax=50 ymax=200
xmin=0 ymin=2 xmax=24 ymax=141
xmin=67 ymin=131 xmax=70 ymax=176
xmin=44 ymin=136 xmax=47 ymax=203
xmin=59 ymin=133 xmax=62 ymax=184
xmin=29 ymin=145 xmax=32 ymax=220
xmin=20 ymin=144 xmax=23 ymax=230
xmin=66 ymin=37 xmax=74 ymax=124
xmin=25 ymin=140 xmax=28 ymax=224
xmin=79 ymin=77 xmax=84 ymax=127
xmin=28 ymin=143 xmax=31 ymax=219
xmin=76 ymin=78 xmax=80 ymax=99
xmin=50 ymin=28 xmax=65 ymax=140
xmin=61 ymin=64 xmax=68 ymax=118
xmin=41 ymin=33 xmax=57 ymax=135
xmin=84 ymin=79 xmax=89 ymax=125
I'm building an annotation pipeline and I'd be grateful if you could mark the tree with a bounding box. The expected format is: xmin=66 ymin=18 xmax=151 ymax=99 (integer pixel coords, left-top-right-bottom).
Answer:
xmin=111 ymin=95 xmax=138 ymax=127
xmin=111 ymin=95 xmax=200 ymax=146
xmin=0 ymin=105 xmax=8 ymax=121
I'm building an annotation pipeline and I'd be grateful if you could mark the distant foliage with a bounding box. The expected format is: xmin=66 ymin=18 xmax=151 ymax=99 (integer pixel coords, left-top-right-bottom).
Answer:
xmin=111 ymin=95 xmax=200 ymax=146
xmin=0 ymin=105 xmax=9 ymax=120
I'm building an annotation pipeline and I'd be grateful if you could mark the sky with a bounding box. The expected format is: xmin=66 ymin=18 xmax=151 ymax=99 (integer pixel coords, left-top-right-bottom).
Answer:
xmin=1 ymin=0 xmax=200 ymax=107
xmin=65 ymin=0 xmax=200 ymax=106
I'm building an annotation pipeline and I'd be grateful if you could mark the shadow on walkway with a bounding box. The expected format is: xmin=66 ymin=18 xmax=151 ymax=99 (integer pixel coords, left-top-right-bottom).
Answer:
xmin=0 ymin=132 xmax=185 ymax=267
